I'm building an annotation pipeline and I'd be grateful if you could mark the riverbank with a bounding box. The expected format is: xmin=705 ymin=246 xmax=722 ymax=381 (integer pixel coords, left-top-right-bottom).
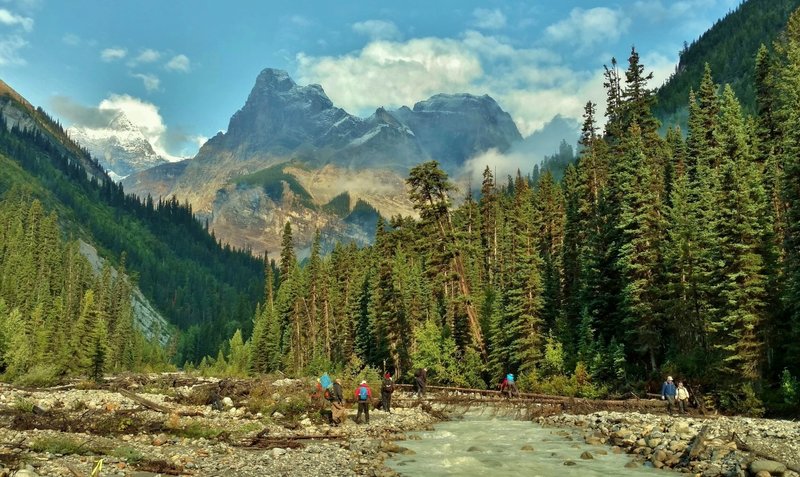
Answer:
xmin=0 ymin=374 xmax=438 ymax=476
xmin=540 ymin=411 xmax=800 ymax=477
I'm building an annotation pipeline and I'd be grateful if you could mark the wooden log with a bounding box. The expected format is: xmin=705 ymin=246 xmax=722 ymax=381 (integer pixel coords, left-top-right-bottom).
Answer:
xmin=118 ymin=389 xmax=172 ymax=413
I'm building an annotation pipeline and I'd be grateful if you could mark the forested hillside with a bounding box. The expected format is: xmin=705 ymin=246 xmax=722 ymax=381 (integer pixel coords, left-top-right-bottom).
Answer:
xmin=205 ymin=10 xmax=800 ymax=416
xmin=656 ymin=0 xmax=800 ymax=127
xmin=0 ymin=91 xmax=264 ymax=367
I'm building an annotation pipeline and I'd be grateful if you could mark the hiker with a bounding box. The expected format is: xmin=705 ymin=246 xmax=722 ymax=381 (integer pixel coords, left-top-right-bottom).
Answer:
xmin=381 ymin=372 xmax=395 ymax=413
xmin=661 ymin=375 xmax=677 ymax=415
xmin=355 ymin=380 xmax=372 ymax=424
xmin=414 ymin=368 xmax=427 ymax=398
xmin=324 ymin=378 xmax=346 ymax=425
xmin=500 ymin=373 xmax=518 ymax=398
xmin=676 ymin=381 xmax=690 ymax=414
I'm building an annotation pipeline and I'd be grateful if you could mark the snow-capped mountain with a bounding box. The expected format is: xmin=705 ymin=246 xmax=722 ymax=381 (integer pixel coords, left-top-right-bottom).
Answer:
xmin=68 ymin=112 xmax=168 ymax=181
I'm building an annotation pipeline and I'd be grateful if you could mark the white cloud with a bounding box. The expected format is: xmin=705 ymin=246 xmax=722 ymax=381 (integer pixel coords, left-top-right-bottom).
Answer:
xmin=100 ymin=47 xmax=127 ymax=62
xmin=472 ymin=8 xmax=506 ymax=30
xmin=0 ymin=8 xmax=32 ymax=31
xmin=165 ymin=53 xmax=190 ymax=72
xmin=132 ymin=73 xmax=161 ymax=92
xmin=352 ymin=20 xmax=401 ymax=41
xmin=0 ymin=34 xmax=26 ymax=65
xmin=545 ymin=7 xmax=631 ymax=52
xmin=289 ymin=14 xmax=311 ymax=28
xmin=129 ymin=48 xmax=161 ymax=66
xmin=297 ymin=37 xmax=484 ymax=114
xmin=62 ymin=33 xmax=80 ymax=46
xmin=296 ymin=30 xmax=614 ymax=138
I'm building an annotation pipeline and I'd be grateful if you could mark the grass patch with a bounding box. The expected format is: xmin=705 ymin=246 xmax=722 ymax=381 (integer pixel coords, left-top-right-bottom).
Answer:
xmin=168 ymin=422 xmax=224 ymax=439
xmin=30 ymin=436 xmax=110 ymax=456
xmin=110 ymin=445 xmax=144 ymax=464
xmin=12 ymin=398 xmax=35 ymax=413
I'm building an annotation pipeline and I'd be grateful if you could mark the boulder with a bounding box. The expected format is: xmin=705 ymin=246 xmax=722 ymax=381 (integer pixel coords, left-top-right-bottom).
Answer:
xmin=580 ymin=451 xmax=594 ymax=460
xmin=749 ymin=460 xmax=787 ymax=475
xmin=221 ymin=396 xmax=234 ymax=408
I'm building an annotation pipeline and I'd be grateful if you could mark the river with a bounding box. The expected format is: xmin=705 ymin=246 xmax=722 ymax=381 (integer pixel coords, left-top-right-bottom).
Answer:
xmin=386 ymin=411 xmax=668 ymax=476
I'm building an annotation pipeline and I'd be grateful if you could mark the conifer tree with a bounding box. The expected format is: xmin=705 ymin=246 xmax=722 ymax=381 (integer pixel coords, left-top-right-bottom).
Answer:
xmin=712 ymin=86 xmax=768 ymax=388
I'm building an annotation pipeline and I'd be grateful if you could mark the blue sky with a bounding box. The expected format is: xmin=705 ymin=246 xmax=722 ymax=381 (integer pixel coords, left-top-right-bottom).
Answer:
xmin=0 ymin=0 xmax=741 ymax=159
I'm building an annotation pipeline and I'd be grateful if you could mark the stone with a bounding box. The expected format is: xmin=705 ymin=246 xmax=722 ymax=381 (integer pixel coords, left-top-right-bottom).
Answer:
xmin=580 ymin=451 xmax=594 ymax=460
xmin=221 ymin=397 xmax=234 ymax=408
xmin=749 ymin=460 xmax=787 ymax=475
xmin=563 ymin=460 xmax=577 ymax=466
xmin=625 ymin=461 xmax=640 ymax=468
xmin=520 ymin=444 xmax=535 ymax=452
xmin=152 ymin=433 xmax=168 ymax=446
xmin=13 ymin=471 xmax=39 ymax=477
xmin=652 ymin=450 xmax=668 ymax=462
xmin=271 ymin=447 xmax=287 ymax=457
xmin=272 ymin=411 xmax=285 ymax=419
xmin=754 ymin=472 xmax=771 ymax=477
xmin=585 ymin=436 xmax=603 ymax=445
xmin=701 ymin=464 xmax=722 ymax=477
xmin=466 ymin=446 xmax=483 ymax=452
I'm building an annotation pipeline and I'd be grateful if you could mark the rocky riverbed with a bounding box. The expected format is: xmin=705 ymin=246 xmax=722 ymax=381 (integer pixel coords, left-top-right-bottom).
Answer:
xmin=540 ymin=411 xmax=800 ymax=477
xmin=0 ymin=374 xmax=438 ymax=477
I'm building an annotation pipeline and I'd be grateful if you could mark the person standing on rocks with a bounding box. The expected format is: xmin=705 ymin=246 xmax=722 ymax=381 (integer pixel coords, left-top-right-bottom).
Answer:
xmin=676 ymin=381 xmax=690 ymax=414
xmin=661 ymin=375 xmax=677 ymax=415
xmin=381 ymin=372 xmax=395 ymax=413
xmin=329 ymin=378 xmax=346 ymax=425
xmin=415 ymin=368 xmax=428 ymax=398
xmin=355 ymin=380 xmax=372 ymax=424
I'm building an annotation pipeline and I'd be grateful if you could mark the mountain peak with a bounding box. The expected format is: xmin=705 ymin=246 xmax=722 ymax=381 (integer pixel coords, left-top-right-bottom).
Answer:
xmin=254 ymin=68 xmax=296 ymax=92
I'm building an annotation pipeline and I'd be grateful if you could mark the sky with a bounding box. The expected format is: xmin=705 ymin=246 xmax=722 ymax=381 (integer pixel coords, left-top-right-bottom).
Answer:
xmin=0 ymin=0 xmax=742 ymax=160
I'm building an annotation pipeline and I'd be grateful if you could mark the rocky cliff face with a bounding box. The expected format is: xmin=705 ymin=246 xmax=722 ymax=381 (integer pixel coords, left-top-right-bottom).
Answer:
xmin=124 ymin=68 xmax=523 ymax=255
xmin=68 ymin=112 xmax=167 ymax=181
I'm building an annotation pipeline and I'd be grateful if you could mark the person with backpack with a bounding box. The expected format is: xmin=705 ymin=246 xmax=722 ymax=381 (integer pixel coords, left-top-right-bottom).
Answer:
xmin=381 ymin=372 xmax=395 ymax=413
xmin=324 ymin=378 xmax=345 ymax=425
xmin=354 ymin=380 xmax=372 ymax=424
xmin=414 ymin=368 xmax=427 ymax=398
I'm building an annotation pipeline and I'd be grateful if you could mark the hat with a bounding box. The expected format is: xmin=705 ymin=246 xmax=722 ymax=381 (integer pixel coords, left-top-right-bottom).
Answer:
xmin=384 ymin=373 xmax=391 ymax=379
xmin=360 ymin=380 xmax=367 ymax=385
xmin=667 ymin=376 xmax=673 ymax=381
xmin=334 ymin=379 xmax=341 ymax=384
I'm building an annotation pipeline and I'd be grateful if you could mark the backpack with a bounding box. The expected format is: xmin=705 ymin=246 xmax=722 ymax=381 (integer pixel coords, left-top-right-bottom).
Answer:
xmin=358 ymin=386 xmax=368 ymax=401
xmin=382 ymin=379 xmax=394 ymax=393
xmin=506 ymin=373 xmax=515 ymax=383
xmin=324 ymin=387 xmax=333 ymax=401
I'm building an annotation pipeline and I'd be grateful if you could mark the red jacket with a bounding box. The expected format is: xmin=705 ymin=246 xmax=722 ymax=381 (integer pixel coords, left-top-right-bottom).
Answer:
xmin=355 ymin=384 xmax=372 ymax=401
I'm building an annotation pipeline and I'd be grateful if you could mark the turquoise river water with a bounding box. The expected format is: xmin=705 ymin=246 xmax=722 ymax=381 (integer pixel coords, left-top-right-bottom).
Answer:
xmin=386 ymin=412 xmax=668 ymax=477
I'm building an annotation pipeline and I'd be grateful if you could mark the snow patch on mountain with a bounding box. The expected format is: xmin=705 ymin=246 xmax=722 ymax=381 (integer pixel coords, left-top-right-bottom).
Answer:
xmin=68 ymin=111 xmax=172 ymax=181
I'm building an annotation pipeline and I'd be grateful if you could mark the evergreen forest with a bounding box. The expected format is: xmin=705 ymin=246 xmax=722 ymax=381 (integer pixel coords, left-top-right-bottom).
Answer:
xmin=0 ymin=96 xmax=264 ymax=369
xmin=208 ymin=10 xmax=800 ymax=416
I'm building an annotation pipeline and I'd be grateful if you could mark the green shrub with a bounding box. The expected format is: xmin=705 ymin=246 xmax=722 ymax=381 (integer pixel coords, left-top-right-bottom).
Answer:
xmin=781 ymin=368 xmax=799 ymax=405
xmin=15 ymin=364 xmax=61 ymax=387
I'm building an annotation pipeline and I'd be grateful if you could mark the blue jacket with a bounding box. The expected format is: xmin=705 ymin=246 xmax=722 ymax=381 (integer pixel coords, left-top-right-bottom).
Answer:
xmin=661 ymin=381 xmax=677 ymax=397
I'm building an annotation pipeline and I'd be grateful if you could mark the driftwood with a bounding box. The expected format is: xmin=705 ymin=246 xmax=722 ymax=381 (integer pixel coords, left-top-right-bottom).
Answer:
xmin=732 ymin=432 xmax=800 ymax=473
xmin=680 ymin=424 xmax=709 ymax=467
xmin=118 ymin=389 xmax=171 ymax=413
